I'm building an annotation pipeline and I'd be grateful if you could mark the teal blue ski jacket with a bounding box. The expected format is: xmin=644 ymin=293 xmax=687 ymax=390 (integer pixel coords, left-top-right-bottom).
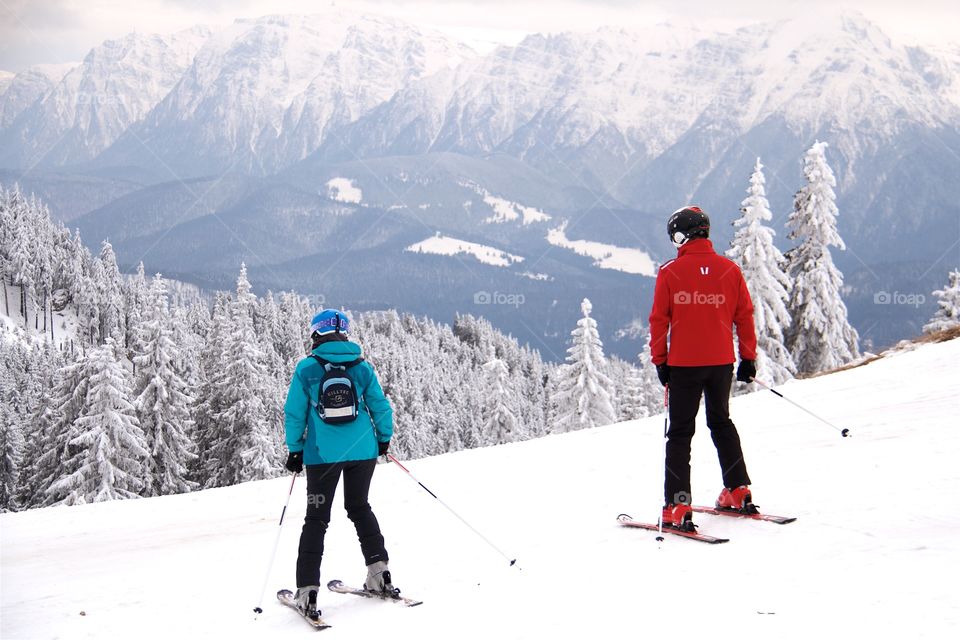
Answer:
xmin=284 ymin=340 xmax=393 ymax=464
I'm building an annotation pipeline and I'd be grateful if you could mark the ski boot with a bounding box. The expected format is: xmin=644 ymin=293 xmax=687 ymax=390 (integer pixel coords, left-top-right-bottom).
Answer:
xmin=716 ymin=485 xmax=759 ymax=515
xmin=294 ymin=585 xmax=321 ymax=620
xmin=364 ymin=560 xmax=400 ymax=597
xmin=661 ymin=503 xmax=696 ymax=532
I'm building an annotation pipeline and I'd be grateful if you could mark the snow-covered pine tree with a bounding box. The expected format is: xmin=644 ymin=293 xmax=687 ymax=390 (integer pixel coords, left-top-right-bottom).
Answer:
xmin=95 ymin=242 xmax=126 ymax=346
xmin=208 ymin=265 xmax=277 ymax=485
xmin=15 ymin=344 xmax=61 ymax=509
xmin=480 ymin=345 xmax=518 ymax=445
xmin=193 ymin=293 xmax=231 ymax=486
xmin=47 ymin=339 xmax=149 ymax=504
xmin=0 ymin=344 xmax=25 ymax=511
xmin=619 ymin=367 xmax=648 ymax=420
xmin=923 ymin=269 xmax=960 ymax=333
xmin=606 ymin=356 xmax=630 ymax=420
xmin=785 ymin=141 xmax=860 ymax=374
xmin=3 ymin=188 xmax=36 ymax=327
xmin=728 ymin=157 xmax=796 ymax=385
xmin=134 ymin=274 xmax=198 ymax=496
xmin=553 ymin=299 xmax=616 ymax=432
xmin=124 ymin=262 xmax=148 ymax=356
xmin=637 ymin=327 xmax=663 ymax=416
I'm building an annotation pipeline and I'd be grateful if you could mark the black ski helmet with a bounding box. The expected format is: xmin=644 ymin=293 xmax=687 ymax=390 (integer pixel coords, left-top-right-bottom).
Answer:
xmin=667 ymin=206 xmax=710 ymax=246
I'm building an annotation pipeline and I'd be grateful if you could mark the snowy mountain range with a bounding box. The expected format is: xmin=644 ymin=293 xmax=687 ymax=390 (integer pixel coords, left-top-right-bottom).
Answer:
xmin=2 ymin=8 xmax=958 ymax=356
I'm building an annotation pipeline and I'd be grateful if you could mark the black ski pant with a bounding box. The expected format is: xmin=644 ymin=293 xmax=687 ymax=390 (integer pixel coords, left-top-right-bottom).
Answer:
xmin=664 ymin=364 xmax=751 ymax=506
xmin=296 ymin=458 xmax=388 ymax=588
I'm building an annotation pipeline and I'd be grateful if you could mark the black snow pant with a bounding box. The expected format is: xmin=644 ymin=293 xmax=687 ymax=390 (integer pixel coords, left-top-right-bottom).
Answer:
xmin=664 ymin=364 xmax=751 ymax=506
xmin=296 ymin=458 xmax=388 ymax=588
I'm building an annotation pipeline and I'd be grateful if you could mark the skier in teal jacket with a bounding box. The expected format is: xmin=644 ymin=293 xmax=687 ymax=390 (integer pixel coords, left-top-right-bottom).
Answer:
xmin=283 ymin=309 xmax=395 ymax=621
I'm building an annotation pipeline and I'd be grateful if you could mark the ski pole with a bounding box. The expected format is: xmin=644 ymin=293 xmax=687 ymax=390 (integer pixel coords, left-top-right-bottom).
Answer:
xmin=253 ymin=472 xmax=299 ymax=616
xmin=386 ymin=453 xmax=519 ymax=569
xmin=752 ymin=378 xmax=851 ymax=438
xmin=656 ymin=385 xmax=669 ymax=543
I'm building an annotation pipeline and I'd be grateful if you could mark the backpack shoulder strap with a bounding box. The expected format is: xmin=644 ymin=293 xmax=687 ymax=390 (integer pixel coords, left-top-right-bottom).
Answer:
xmin=310 ymin=355 xmax=364 ymax=369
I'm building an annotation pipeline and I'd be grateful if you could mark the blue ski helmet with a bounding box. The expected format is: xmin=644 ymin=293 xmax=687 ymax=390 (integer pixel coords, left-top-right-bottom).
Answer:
xmin=310 ymin=309 xmax=350 ymax=336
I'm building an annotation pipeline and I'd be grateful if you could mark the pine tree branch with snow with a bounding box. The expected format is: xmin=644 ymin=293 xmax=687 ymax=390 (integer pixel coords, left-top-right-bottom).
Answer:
xmin=923 ymin=269 xmax=960 ymax=334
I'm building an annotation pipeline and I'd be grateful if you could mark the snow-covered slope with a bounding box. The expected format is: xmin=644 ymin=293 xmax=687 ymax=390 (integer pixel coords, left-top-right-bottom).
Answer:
xmin=0 ymin=28 xmax=210 ymax=167
xmin=4 ymin=337 xmax=958 ymax=639
xmin=547 ymin=222 xmax=657 ymax=275
xmin=406 ymin=233 xmax=524 ymax=267
xmin=0 ymin=63 xmax=76 ymax=129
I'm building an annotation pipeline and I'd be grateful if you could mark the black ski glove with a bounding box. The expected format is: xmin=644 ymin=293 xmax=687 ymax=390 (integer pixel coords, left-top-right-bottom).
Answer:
xmin=736 ymin=359 xmax=757 ymax=383
xmin=656 ymin=363 xmax=670 ymax=387
xmin=378 ymin=440 xmax=390 ymax=457
xmin=285 ymin=451 xmax=304 ymax=473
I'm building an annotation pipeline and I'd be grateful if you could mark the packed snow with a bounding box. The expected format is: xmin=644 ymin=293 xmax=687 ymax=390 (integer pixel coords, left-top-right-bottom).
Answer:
xmin=546 ymin=223 xmax=656 ymax=276
xmin=325 ymin=177 xmax=363 ymax=204
xmin=406 ymin=233 xmax=524 ymax=267
xmin=3 ymin=337 xmax=959 ymax=639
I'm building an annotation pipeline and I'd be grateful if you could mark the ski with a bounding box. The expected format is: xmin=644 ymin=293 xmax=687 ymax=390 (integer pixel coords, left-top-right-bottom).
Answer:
xmin=691 ymin=505 xmax=797 ymax=525
xmin=617 ymin=513 xmax=729 ymax=544
xmin=277 ymin=589 xmax=332 ymax=630
xmin=327 ymin=579 xmax=423 ymax=607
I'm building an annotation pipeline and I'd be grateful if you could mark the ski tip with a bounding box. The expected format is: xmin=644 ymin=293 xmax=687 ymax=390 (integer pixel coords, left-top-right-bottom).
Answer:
xmin=326 ymin=580 xmax=344 ymax=590
xmin=841 ymin=428 xmax=851 ymax=437
xmin=253 ymin=606 xmax=263 ymax=614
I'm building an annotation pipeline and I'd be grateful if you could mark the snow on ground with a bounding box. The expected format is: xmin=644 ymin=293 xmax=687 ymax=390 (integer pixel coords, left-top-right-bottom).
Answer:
xmin=482 ymin=193 xmax=551 ymax=225
xmin=1 ymin=284 xmax=79 ymax=350
xmin=547 ymin=223 xmax=657 ymax=276
xmin=517 ymin=271 xmax=552 ymax=281
xmin=3 ymin=338 xmax=960 ymax=639
xmin=325 ymin=178 xmax=363 ymax=204
xmin=460 ymin=180 xmax=551 ymax=225
xmin=406 ymin=233 xmax=524 ymax=267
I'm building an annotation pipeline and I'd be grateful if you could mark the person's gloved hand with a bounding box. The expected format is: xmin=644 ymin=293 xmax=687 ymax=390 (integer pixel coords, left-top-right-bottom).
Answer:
xmin=285 ymin=451 xmax=304 ymax=473
xmin=736 ymin=360 xmax=757 ymax=383
xmin=656 ymin=363 xmax=670 ymax=387
xmin=378 ymin=440 xmax=390 ymax=457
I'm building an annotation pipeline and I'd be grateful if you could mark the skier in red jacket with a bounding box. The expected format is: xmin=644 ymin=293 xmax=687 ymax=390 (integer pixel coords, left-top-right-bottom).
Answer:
xmin=648 ymin=206 xmax=759 ymax=531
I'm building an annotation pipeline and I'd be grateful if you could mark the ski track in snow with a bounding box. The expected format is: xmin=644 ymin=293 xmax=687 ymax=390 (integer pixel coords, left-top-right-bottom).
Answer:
xmin=3 ymin=339 xmax=960 ymax=639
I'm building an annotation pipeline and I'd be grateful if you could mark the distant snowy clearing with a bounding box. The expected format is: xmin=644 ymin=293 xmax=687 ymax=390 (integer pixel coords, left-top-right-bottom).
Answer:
xmin=547 ymin=223 xmax=656 ymax=276
xmin=325 ymin=177 xmax=363 ymax=204
xmin=459 ymin=181 xmax=551 ymax=225
xmin=406 ymin=233 xmax=524 ymax=267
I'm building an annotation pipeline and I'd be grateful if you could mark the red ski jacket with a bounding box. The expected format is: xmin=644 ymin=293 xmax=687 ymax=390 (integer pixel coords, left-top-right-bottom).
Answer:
xmin=648 ymin=239 xmax=757 ymax=367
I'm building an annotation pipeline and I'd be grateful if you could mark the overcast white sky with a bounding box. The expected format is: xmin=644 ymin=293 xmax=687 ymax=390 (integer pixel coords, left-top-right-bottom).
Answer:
xmin=1 ymin=0 xmax=957 ymax=72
